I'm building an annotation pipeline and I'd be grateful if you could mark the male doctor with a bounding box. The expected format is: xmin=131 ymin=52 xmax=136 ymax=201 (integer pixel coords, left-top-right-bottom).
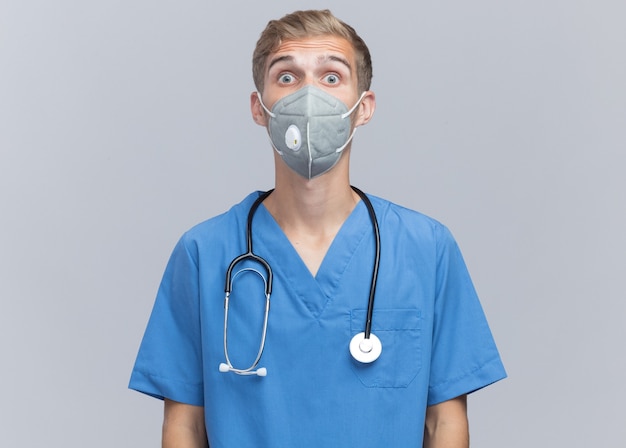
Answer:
xmin=130 ymin=9 xmax=506 ymax=447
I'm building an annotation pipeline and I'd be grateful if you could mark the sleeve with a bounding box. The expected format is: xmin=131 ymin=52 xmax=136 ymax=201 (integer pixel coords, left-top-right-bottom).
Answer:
xmin=128 ymin=234 xmax=204 ymax=406
xmin=426 ymin=225 xmax=507 ymax=406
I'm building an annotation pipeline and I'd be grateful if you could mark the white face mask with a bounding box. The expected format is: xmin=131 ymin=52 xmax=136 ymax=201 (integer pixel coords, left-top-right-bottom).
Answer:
xmin=258 ymin=86 xmax=366 ymax=179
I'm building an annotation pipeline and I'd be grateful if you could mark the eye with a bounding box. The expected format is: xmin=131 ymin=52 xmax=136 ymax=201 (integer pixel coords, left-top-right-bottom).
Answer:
xmin=324 ymin=73 xmax=340 ymax=85
xmin=278 ymin=73 xmax=295 ymax=84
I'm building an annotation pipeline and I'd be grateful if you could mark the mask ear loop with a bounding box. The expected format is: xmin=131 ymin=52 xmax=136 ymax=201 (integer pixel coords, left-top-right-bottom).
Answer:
xmin=256 ymin=92 xmax=284 ymax=156
xmin=341 ymin=91 xmax=368 ymax=120
xmin=256 ymin=92 xmax=276 ymax=118
xmin=336 ymin=91 xmax=368 ymax=153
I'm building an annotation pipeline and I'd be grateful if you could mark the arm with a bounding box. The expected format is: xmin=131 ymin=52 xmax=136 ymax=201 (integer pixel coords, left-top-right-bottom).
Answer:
xmin=423 ymin=395 xmax=469 ymax=448
xmin=162 ymin=399 xmax=209 ymax=448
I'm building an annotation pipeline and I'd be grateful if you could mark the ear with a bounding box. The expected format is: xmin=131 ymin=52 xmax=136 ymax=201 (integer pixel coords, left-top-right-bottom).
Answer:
xmin=250 ymin=92 xmax=268 ymax=126
xmin=353 ymin=91 xmax=376 ymax=127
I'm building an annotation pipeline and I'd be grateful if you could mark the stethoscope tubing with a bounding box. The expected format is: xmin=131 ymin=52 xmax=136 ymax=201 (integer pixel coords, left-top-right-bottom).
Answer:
xmin=224 ymin=189 xmax=274 ymax=297
xmin=350 ymin=186 xmax=380 ymax=340
xmin=221 ymin=186 xmax=381 ymax=374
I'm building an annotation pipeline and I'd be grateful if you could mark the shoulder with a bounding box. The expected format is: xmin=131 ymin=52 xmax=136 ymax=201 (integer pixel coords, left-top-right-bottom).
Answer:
xmin=184 ymin=192 xmax=262 ymax=236
xmin=366 ymin=194 xmax=454 ymax=245
xmin=174 ymin=191 xmax=265 ymax=256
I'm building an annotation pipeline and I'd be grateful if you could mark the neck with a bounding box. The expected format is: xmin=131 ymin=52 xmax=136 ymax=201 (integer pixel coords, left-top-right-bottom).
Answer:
xmin=265 ymin=150 xmax=359 ymax=232
xmin=263 ymin=151 xmax=360 ymax=277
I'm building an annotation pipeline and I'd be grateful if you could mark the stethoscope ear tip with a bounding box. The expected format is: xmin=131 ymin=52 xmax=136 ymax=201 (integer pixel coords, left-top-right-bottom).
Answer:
xmin=219 ymin=362 xmax=267 ymax=376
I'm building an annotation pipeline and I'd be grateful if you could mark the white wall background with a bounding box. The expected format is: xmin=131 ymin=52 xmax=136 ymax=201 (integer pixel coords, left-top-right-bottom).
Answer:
xmin=1 ymin=0 xmax=624 ymax=446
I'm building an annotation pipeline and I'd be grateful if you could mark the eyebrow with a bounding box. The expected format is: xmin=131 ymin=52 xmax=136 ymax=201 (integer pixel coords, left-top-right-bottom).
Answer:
xmin=267 ymin=54 xmax=352 ymax=73
xmin=267 ymin=55 xmax=294 ymax=71
xmin=322 ymin=55 xmax=352 ymax=72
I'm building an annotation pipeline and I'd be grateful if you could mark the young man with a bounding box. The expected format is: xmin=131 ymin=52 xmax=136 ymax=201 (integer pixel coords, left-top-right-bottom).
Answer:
xmin=130 ymin=10 xmax=506 ymax=447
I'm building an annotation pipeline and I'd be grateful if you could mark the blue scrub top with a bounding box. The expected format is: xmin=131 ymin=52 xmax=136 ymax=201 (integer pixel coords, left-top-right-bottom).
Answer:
xmin=130 ymin=191 xmax=506 ymax=447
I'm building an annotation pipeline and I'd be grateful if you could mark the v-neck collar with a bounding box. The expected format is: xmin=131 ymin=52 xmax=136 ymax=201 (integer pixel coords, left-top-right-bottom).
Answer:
xmin=252 ymin=200 xmax=371 ymax=318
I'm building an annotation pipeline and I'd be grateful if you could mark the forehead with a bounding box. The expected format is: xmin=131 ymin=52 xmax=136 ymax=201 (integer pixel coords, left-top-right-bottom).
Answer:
xmin=266 ymin=36 xmax=355 ymax=70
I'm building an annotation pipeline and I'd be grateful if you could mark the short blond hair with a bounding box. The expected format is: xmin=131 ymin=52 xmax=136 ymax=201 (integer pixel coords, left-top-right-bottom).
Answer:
xmin=252 ymin=10 xmax=373 ymax=94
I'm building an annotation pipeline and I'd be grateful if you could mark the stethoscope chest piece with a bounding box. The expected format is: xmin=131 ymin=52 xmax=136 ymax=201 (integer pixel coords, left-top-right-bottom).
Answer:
xmin=349 ymin=332 xmax=382 ymax=363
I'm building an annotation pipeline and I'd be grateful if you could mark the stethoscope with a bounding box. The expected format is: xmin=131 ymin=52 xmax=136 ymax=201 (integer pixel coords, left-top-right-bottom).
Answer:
xmin=219 ymin=186 xmax=382 ymax=377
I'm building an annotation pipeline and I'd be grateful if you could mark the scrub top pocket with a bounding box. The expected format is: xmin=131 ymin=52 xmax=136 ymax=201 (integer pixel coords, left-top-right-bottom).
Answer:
xmin=349 ymin=309 xmax=421 ymax=388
